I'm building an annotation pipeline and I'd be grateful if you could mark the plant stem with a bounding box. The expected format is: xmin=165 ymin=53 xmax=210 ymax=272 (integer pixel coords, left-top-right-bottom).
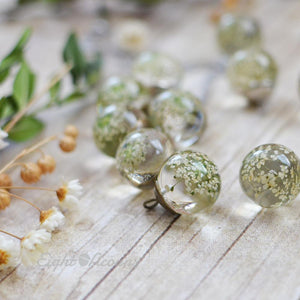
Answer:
xmin=0 ymin=186 xmax=56 ymax=192
xmin=8 ymin=192 xmax=42 ymax=213
xmin=0 ymin=229 xmax=22 ymax=241
xmin=0 ymin=135 xmax=57 ymax=174
xmin=4 ymin=64 xmax=72 ymax=133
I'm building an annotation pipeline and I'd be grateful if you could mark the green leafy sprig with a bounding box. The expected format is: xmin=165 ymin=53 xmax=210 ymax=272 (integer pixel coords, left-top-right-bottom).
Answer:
xmin=0 ymin=29 xmax=102 ymax=143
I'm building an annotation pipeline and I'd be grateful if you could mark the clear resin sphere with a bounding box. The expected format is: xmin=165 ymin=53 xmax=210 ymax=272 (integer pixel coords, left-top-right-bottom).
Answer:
xmin=240 ymin=144 xmax=300 ymax=208
xmin=155 ymin=151 xmax=221 ymax=215
xmin=98 ymin=76 xmax=141 ymax=108
xmin=217 ymin=14 xmax=261 ymax=55
xmin=97 ymin=76 xmax=148 ymax=109
xmin=148 ymin=90 xmax=206 ymax=148
xmin=227 ymin=48 xmax=277 ymax=104
xmin=133 ymin=51 xmax=182 ymax=90
xmin=116 ymin=128 xmax=173 ymax=189
xmin=93 ymin=105 xmax=144 ymax=157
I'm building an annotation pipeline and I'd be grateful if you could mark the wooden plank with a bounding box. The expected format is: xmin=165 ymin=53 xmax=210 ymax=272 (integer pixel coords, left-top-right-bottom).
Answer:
xmin=1 ymin=0 xmax=300 ymax=299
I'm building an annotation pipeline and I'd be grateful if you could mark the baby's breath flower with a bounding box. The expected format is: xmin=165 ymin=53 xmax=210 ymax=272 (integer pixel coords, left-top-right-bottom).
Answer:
xmin=40 ymin=206 xmax=65 ymax=232
xmin=0 ymin=128 xmax=9 ymax=150
xmin=0 ymin=236 xmax=20 ymax=270
xmin=56 ymin=179 xmax=83 ymax=210
xmin=21 ymin=229 xmax=51 ymax=266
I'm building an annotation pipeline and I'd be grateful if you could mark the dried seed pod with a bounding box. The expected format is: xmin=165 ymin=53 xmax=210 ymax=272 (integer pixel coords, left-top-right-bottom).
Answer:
xmin=0 ymin=173 xmax=12 ymax=190
xmin=20 ymin=163 xmax=42 ymax=184
xmin=0 ymin=189 xmax=11 ymax=210
xmin=64 ymin=125 xmax=79 ymax=139
xmin=37 ymin=155 xmax=56 ymax=174
xmin=59 ymin=136 xmax=76 ymax=152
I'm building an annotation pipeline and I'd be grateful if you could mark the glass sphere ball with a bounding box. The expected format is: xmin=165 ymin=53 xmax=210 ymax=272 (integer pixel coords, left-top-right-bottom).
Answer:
xmin=93 ymin=105 xmax=144 ymax=157
xmin=148 ymin=89 xmax=206 ymax=148
xmin=155 ymin=151 xmax=221 ymax=215
xmin=116 ymin=128 xmax=173 ymax=189
xmin=133 ymin=51 xmax=182 ymax=90
xmin=227 ymin=48 xmax=278 ymax=104
xmin=98 ymin=76 xmax=141 ymax=108
xmin=217 ymin=14 xmax=261 ymax=55
xmin=240 ymin=144 xmax=300 ymax=208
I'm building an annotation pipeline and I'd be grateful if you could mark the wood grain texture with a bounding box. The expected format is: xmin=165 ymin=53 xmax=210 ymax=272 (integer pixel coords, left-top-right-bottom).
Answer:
xmin=1 ymin=0 xmax=300 ymax=299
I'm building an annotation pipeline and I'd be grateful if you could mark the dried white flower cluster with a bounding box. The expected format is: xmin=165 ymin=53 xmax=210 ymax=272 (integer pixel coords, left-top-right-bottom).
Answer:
xmin=0 ymin=180 xmax=83 ymax=270
xmin=0 ymin=128 xmax=9 ymax=150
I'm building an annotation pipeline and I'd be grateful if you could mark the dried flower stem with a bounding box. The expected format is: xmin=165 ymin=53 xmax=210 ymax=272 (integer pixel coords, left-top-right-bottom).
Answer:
xmin=0 ymin=186 xmax=55 ymax=192
xmin=0 ymin=135 xmax=57 ymax=175
xmin=4 ymin=64 xmax=72 ymax=133
xmin=8 ymin=192 xmax=42 ymax=212
xmin=0 ymin=229 xmax=22 ymax=240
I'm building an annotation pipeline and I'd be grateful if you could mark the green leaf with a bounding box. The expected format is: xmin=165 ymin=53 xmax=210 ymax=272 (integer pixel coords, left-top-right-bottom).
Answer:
xmin=0 ymin=96 xmax=18 ymax=120
xmin=49 ymin=78 xmax=61 ymax=104
xmin=8 ymin=116 xmax=44 ymax=142
xmin=13 ymin=61 xmax=36 ymax=109
xmin=85 ymin=52 xmax=102 ymax=86
xmin=61 ymin=90 xmax=85 ymax=104
xmin=0 ymin=28 xmax=32 ymax=84
xmin=63 ymin=32 xmax=86 ymax=84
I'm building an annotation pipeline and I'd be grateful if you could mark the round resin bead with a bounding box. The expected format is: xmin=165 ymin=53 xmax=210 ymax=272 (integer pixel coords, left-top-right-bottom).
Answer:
xmin=240 ymin=144 xmax=300 ymax=208
xmin=227 ymin=48 xmax=277 ymax=104
xmin=116 ymin=128 xmax=173 ymax=189
xmin=93 ymin=105 xmax=144 ymax=157
xmin=98 ymin=76 xmax=142 ymax=108
xmin=149 ymin=89 xmax=206 ymax=148
xmin=155 ymin=151 xmax=221 ymax=215
xmin=217 ymin=14 xmax=261 ymax=55
xmin=133 ymin=51 xmax=182 ymax=90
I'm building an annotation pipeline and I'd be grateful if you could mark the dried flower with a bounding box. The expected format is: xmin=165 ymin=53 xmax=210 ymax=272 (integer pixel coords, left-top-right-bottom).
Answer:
xmin=56 ymin=179 xmax=83 ymax=210
xmin=115 ymin=20 xmax=149 ymax=53
xmin=59 ymin=136 xmax=76 ymax=152
xmin=37 ymin=155 xmax=56 ymax=174
xmin=0 ymin=236 xmax=20 ymax=270
xmin=20 ymin=163 xmax=42 ymax=184
xmin=0 ymin=173 xmax=12 ymax=190
xmin=64 ymin=125 xmax=79 ymax=139
xmin=0 ymin=128 xmax=9 ymax=150
xmin=0 ymin=189 xmax=11 ymax=210
xmin=40 ymin=206 xmax=65 ymax=232
xmin=21 ymin=229 xmax=51 ymax=266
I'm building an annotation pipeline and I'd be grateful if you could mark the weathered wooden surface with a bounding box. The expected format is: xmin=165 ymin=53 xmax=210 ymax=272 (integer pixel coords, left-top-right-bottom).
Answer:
xmin=1 ymin=0 xmax=300 ymax=299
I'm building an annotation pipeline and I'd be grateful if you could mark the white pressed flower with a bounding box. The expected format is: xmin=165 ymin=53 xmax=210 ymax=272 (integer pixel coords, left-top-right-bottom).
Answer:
xmin=56 ymin=179 xmax=83 ymax=210
xmin=40 ymin=206 xmax=65 ymax=232
xmin=115 ymin=20 xmax=149 ymax=53
xmin=0 ymin=237 xmax=20 ymax=270
xmin=21 ymin=229 xmax=51 ymax=266
xmin=0 ymin=128 xmax=9 ymax=150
